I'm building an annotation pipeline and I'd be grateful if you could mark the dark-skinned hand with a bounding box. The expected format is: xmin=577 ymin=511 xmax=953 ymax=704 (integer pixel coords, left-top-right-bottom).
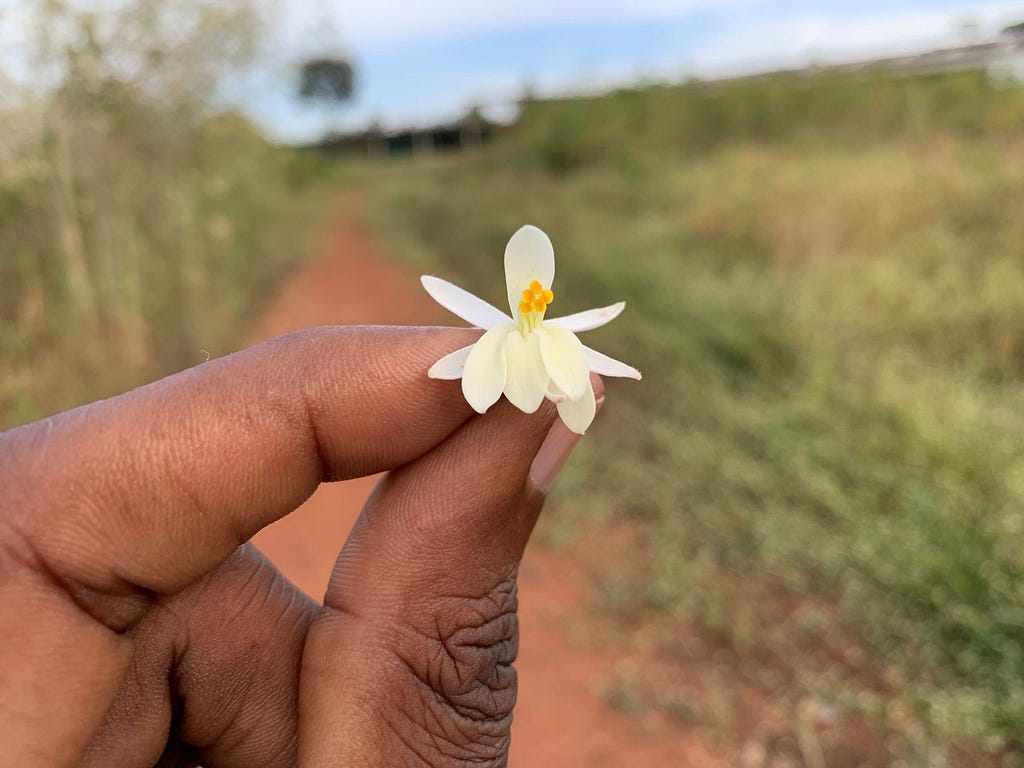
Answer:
xmin=0 ymin=326 xmax=602 ymax=767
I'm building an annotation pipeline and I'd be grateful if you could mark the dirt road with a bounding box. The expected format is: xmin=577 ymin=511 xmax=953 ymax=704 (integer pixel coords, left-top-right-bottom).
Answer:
xmin=249 ymin=216 xmax=721 ymax=767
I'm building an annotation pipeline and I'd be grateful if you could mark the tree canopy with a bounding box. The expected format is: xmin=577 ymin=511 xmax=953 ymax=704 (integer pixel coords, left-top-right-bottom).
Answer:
xmin=299 ymin=58 xmax=354 ymax=103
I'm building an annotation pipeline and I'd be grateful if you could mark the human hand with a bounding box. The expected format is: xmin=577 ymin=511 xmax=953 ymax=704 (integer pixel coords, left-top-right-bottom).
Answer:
xmin=0 ymin=326 xmax=602 ymax=767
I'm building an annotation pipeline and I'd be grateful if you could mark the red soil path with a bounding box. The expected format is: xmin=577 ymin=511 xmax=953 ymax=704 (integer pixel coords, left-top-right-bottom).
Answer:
xmin=249 ymin=217 xmax=723 ymax=767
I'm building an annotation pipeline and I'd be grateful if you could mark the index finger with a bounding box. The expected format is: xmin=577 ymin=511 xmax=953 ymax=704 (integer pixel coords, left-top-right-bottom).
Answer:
xmin=0 ymin=326 xmax=478 ymax=597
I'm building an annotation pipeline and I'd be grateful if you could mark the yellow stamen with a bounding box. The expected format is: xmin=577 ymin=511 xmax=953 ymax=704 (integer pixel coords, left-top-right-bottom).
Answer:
xmin=517 ymin=279 xmax=555 ymax=334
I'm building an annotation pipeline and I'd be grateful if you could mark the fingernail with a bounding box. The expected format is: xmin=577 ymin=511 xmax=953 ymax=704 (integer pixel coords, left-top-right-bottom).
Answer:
xmin=528 ymin=396 xmax=604 ymax=494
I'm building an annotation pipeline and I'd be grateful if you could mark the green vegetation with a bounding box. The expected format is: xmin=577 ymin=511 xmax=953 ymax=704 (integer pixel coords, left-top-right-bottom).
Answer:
xmin=0 ymin=105 xmax=331 ymax=427
xmin=0 ymin=0 xmax=333 ymax=427
xmin=354 ymin=70 xmax=1024 ymax=753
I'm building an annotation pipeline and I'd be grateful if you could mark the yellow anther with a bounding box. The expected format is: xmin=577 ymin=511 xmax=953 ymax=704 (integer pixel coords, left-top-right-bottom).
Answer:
xmin=518 ymin=280 xmax=555 ymax=332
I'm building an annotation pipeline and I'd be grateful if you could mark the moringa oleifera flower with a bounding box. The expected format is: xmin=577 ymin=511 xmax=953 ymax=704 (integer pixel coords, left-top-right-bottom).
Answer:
xmin=422 ymin=225 xmax=640 ymax=434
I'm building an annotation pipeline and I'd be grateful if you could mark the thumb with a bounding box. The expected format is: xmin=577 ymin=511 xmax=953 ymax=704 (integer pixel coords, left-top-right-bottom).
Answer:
xmin=298 ymin=376 xmax=603 ymax=767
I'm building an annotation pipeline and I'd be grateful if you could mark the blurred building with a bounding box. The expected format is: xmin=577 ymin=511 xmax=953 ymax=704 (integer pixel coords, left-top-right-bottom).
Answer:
xmin=307 ymin=108 xmax=498 ymax=158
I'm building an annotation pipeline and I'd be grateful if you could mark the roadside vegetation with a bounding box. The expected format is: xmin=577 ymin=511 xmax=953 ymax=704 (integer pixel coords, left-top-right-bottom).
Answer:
xmin=353 ymin=70 xmax=1024 ymax=759
xmin=0 ymin=0 xmax=334 ymax=427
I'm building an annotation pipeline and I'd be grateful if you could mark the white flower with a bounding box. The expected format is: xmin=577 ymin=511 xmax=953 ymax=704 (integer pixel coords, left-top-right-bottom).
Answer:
xmin=422 ymin=224 xmax=641 ymax=435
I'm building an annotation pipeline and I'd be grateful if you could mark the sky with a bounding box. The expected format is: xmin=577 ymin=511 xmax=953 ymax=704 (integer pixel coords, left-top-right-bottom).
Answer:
xmin=4 ymin=0 xmax=1024 ymax=141
xmin=249 ymin=0 xmax=1024 ymax=142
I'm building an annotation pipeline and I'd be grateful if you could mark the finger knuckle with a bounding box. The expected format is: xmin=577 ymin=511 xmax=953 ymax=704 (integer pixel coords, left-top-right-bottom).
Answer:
xmin=388 ymin=574 xmax=520 ymax=767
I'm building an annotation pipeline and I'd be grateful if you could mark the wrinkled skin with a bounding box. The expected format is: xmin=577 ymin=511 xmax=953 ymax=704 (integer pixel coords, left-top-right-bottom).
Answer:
xmin=0 ymin=326 xmax=601 ymax=767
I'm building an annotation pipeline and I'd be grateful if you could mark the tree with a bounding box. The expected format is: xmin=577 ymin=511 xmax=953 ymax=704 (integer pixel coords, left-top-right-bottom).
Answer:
xmin=299 ymin=57 xmax=354 ymax=103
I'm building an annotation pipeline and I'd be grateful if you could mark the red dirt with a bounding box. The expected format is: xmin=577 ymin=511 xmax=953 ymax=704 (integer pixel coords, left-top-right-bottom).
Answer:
xmin=249 ymin=216 xmax=725 ymax=767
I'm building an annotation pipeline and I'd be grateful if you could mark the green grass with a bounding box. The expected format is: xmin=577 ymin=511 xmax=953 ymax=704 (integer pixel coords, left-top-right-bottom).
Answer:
xmin=351 ymin=71 xmax=1024 ymax=753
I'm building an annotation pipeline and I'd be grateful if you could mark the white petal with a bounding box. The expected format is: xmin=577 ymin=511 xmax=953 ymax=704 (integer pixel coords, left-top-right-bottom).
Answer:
xmin=583 ymin=345 xmax=642 ymax=380
xmin=547 ymin=302 xmax=625 ymax=333
xmin=556 ymin=379 xmax=597 ymax=435
xmin=461 ymin=323 xmax=515 ymax=413
xmin=544 ymin=388 xmax=567 ymax=404
xmin=421 ymin=275 xmax=511 ymax=330
xmin=537 ymin=323 xmax=589 ymax=401
xmin=504 ymin=225 xmax=555 ymax=316
xmin=503 ymin=331 xmax=549 ymax=413
xmin=427 ymin=344 xmax=475 ymax=380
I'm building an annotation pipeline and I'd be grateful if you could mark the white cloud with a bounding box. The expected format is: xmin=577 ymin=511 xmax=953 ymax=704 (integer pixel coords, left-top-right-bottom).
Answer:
xmin=686 ymin=2 xmax=1024 ymax=77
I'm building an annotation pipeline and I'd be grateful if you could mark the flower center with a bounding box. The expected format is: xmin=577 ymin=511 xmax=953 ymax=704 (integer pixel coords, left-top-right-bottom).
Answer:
xmin=517 ymin=279 xmax=554 ymax=334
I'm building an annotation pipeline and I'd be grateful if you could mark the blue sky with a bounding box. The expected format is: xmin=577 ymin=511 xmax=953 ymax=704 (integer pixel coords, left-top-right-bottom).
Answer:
xmin=4 ymin=0 xmax=1024 ymax=141
xmin=248 ymin=0 xmax=1024 ymax=142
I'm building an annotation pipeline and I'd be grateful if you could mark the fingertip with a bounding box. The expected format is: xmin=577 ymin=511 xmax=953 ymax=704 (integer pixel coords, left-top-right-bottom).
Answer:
xmin=528 ymin=418 xmax=583 ymax=495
